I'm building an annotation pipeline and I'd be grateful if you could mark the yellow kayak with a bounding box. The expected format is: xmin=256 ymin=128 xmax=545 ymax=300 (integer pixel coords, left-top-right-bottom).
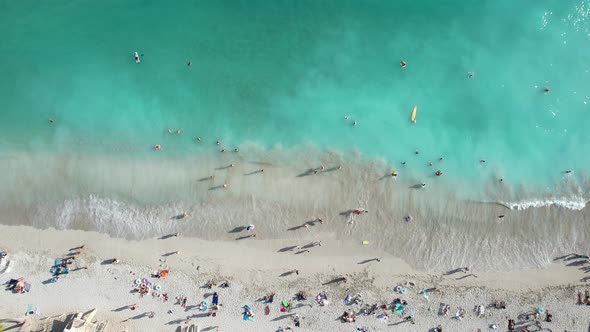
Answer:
xmin=410 ymin=105 xmax=417 ymax=123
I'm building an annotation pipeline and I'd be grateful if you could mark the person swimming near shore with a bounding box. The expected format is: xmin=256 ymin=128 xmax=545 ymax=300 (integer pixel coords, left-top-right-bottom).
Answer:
xmin=467 ymin=72 xmax=474 ymax=79
xmin=400 ymin=60 xmax=406 ymax=68
xmin=134 ymin=52 xmax=140 ymax=63
xmin=197 ymin=137 xmax=202 ymax=142
xmin=415 ymin=150 xmax=419 ymax=155
xmin=216 ymin=140 xmax=221 ymax=145
xmin=565 ymin=170 xmax=573 ymax=174
xmin=543 ymin=87 xmax=550 ymax=95
xmin=421 ymin=183 xmax=426 ymax=188
xmin=187 ymin=61 xmax=192 ymax=67
xmin=49 ymin=118 xmax=54 ymax=123
xmin=435 ymin=170 xmax=442 ymax=176
xmin=479 ymin=159 xmax=486 ymax=163
xmin=353 ymin=121 xmax=357 ymax=126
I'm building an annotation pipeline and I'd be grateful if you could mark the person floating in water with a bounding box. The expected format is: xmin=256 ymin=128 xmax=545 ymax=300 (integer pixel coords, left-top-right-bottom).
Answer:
xmin=467 ymin=72 xmax=474 ymax=79
xmin=134 ymin=52 xmax=140 ymax=64
xmin=187 ymin=61 xmax=192 ymax=67
xmin=543 ymin=87 xmax=550 ymax=95
xmin=400 ymin=60 xmax=406 ymax=68
xmin=435 ymin=170 xmax=442 ymax=176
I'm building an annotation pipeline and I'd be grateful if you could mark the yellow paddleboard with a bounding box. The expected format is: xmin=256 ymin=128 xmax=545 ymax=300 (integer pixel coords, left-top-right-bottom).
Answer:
xmin=410 ymin=105 xmax=417 ymax=123
xmin=362 ymin=241 xmax=369 ymax=245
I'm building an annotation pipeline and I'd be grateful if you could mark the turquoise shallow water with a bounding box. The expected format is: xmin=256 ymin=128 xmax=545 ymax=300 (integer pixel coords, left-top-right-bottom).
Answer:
xmin=1 ymin=0 xmax=590 ymax=200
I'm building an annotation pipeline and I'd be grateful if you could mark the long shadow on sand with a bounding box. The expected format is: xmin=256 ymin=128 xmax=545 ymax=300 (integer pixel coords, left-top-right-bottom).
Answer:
xmin=112 ymin=305 xmax=132 ymax=312
xmin=200 ymin=327 xmax=219 ymax=332
xmin=158 ymin=234 xmax=177 ymax=240
xmin=209 ymin=185 xmax=225 ymax=191
xmin=279 ymin=271 xmax=298 ymax=277
xmin=278 ymin=245 xmax=299 ymax=252
xmin=287 ymin=225 xmax=307 ymax=231
xmin=455 ymin=274 xmax=478 ymax=280
xmin=271 ymin=314 xmax=292 ymax=321
xmin=228 ymin=226 xmax=246 ymax=233
xmin=322 ymin=277 xmax=347 ymax=285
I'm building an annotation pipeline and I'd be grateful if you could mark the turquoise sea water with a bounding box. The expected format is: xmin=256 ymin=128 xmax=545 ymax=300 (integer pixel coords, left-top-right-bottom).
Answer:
xmin=1 ymin=0 xmax=589 ymax=201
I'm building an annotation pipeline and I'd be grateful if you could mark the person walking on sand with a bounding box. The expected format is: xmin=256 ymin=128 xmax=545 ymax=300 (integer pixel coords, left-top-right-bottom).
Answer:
xmin=246 ymin=224 xmax=255 ymax=232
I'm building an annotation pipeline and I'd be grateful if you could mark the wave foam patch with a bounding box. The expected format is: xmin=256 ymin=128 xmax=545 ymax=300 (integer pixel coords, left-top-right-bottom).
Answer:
xmin=500 ymin=197 xmax=588 ymax=210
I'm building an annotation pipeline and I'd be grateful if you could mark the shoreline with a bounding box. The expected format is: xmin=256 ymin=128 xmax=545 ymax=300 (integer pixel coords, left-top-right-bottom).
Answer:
xmin=0 ymin=150 xmax=588 ymax=272
xmin=1 ymin=225 xmax=589 ymax=331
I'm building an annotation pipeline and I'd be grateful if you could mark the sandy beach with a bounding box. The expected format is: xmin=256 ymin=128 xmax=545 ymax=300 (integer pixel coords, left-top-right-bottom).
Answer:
xmin=1 ymin=225 xmax=589 ymax=332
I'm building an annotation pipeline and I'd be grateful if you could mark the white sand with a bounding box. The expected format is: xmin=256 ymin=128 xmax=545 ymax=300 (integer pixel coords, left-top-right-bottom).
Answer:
xmin=1 ymin=225 xmax=589 ymax=332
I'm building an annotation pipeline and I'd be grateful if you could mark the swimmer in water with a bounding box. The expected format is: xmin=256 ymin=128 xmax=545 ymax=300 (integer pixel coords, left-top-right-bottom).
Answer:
xmin=187 ymin=61 xmax=192 ymax=67
xmin=421 ymin=183 xmax=426 ymax=188
xmin=479 ymin=159 xmax=486 ymax=163
xmin=197 ymin=137 xmax=202 ymax=142
xmin=438 ymin=157 xmax=443 ymax=162
xmin=401 ymin=161 xmax=406 ymax=166
xmin=49 ymin=118 xmax=54 ymax=123
xmin=177 ymin=129 xmax=181 ymax=134
xmin=415 ymin=150 xmax=419 ymax=155
xmin=221 ymin=149 xmax=226 ymax=153
xmin=467 ymin=72 xmax=474 ymax=79
xmin=428 ymin=162 xmax=433 ymax=167
xmin=234 ymin=148 xmax=239 ymax=153
xmin=168 ymin=129 xmax=173 ymax=134
xmin=565 ymin=170 xmax=572 ymax=174
xmin=353 ymin=121 xmax=357 ymax=126
xmin=216 ymin=140 xmax=221 ymax=145
xmin=543 ymin=87 xmax=550 ymax=95
xmin=134 ymin=52 xmax=140 ymax=63
xmin=499 ymin=178 xmax=503 ymax=182
xmin=400 ymin=60 xmax=406 ymax=68
xmin=344 ymin=115 xmax=350 ymax=120
xmin=435 ymin=170 xmax=442 ymax=176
